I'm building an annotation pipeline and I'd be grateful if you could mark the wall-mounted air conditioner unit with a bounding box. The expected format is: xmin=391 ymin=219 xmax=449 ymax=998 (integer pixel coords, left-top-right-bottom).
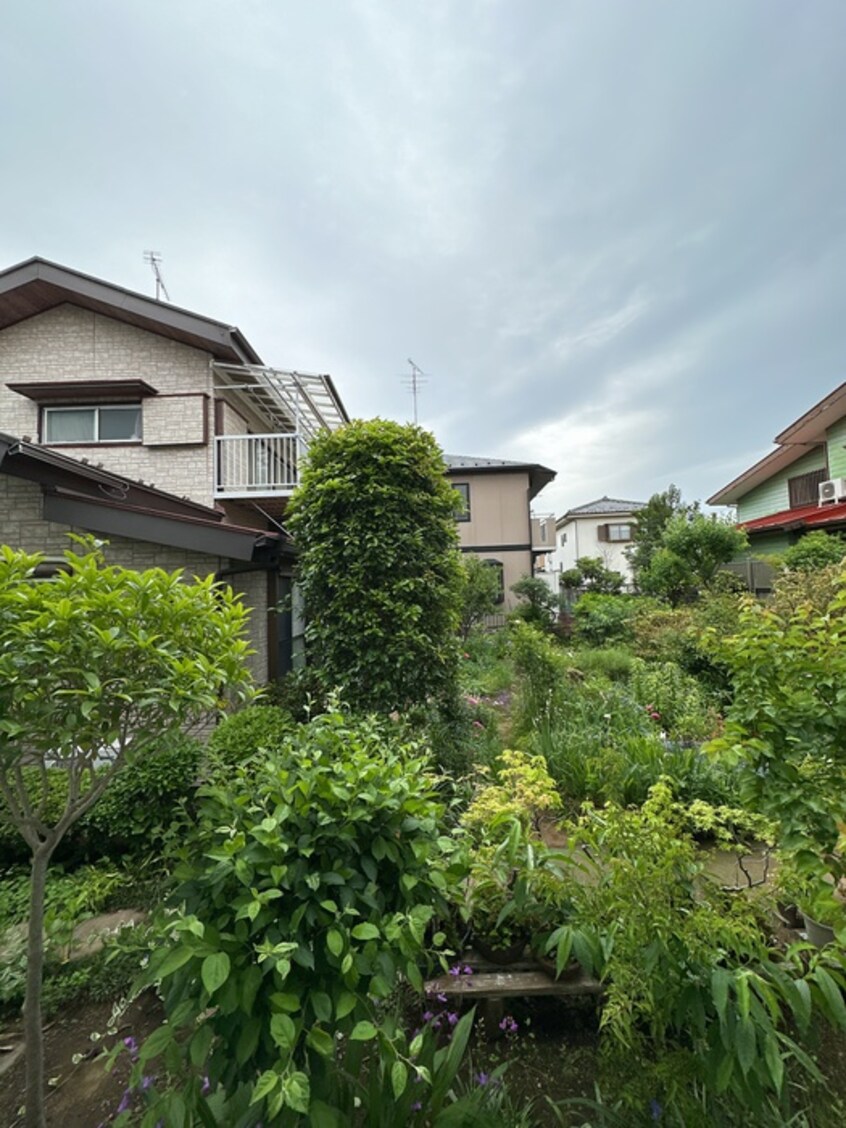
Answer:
xmin=818 ymin=478 xmax=846 ymax=504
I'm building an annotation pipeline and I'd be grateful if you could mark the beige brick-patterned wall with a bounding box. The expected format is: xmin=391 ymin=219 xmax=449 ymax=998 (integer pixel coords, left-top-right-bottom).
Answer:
xmin=0 ymin=474 xmax=270 ymax=685
xmin=0 ymin=304 xmax=216 ymax=507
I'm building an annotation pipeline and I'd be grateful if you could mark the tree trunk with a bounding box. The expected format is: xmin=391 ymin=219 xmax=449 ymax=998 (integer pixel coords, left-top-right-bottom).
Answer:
xmin=23 ymin=845 xmax=51 ymax=1128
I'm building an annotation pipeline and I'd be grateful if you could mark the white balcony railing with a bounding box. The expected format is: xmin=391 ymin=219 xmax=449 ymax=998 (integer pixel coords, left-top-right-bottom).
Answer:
xmin=214 ymin=433 xmax=304 ymax=498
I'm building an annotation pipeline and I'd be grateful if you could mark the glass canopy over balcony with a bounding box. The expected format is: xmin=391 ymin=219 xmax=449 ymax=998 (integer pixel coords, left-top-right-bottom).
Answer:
xmin=212 ymin=364 xmax=347 ymax=500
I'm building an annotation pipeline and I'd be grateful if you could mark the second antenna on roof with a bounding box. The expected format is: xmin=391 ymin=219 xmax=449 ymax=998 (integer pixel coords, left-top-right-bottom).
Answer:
xmin=404 ymin=358 xmax=427 ymax=425
xmin=143 ymin=250 xmax=171 ymax=302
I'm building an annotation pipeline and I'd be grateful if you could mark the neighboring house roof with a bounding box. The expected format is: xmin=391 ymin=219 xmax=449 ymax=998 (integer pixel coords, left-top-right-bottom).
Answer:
xmin=558 ymin=497 xmax=646 ymax=523
xmin=443 ymin=454 xmax=556 ymax=500
xmin=0 ymin=431 xmax=288 ymax=563
xmin=708 ymin=383 xmax=846 ymax=506
xmin=740 ymin=499 xmax=846 ymax=534
xmin=0 ymin=256 xmax=263 ymax=365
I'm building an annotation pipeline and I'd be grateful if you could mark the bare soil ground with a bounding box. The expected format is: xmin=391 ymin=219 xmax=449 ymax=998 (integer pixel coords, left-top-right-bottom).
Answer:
xmin=0 ymin=992 xmax=162 ymax=1128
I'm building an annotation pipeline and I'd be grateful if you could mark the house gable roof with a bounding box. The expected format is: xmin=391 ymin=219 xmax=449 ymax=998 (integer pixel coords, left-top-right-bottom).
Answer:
xmin=443 ymin=454 xmax=556 ymax=501
xmin=0 ymin=257 xmax=263 ymax=365
xmin=558 ymin=496 xmax=646 ymax=524
xmin=708 ymin=383 xmax=846 ymax=506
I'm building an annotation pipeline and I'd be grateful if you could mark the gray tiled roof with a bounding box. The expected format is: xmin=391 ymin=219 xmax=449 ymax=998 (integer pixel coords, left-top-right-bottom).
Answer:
xmin=563 ymin=496 xmax=647 ymax=517
xmin=444 ymin=454 xmax=530 ymax=470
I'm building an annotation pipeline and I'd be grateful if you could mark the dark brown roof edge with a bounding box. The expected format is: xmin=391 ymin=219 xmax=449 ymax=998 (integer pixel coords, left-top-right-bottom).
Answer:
xmin=0 ymin=257 xmax=263 ymax=365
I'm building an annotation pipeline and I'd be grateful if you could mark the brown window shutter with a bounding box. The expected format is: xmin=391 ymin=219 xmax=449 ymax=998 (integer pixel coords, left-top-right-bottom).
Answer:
xmin=597 ymin=523 xmax=609 ymax=542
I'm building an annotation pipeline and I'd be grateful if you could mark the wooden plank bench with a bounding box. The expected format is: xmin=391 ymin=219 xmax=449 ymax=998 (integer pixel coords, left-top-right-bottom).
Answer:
xmin=424 ymin=958 xmax=603 ymax=1032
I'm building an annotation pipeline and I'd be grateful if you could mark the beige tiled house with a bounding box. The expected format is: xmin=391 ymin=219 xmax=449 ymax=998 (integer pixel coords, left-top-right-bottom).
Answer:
xmin=444 ymin=454 xmax=556 ymax=610
xmin=0 ymin=257 xmax=348 ymax=682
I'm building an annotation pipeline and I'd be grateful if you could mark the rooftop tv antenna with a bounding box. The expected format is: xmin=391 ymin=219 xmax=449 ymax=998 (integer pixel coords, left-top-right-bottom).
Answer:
xmin=143 ymin=250 xmax=171 ymax=302
xmin=403 ymin=358 xmax=427 ymax=424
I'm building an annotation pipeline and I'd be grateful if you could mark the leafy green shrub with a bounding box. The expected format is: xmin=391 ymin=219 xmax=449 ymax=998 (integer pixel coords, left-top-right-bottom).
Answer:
xmin=569 ymin=646 xmax=634 ymax=682
xmin=627 ymin=658 xmax=719 ymax=743
xmin=509 ymin=575 xmax=559 ymax=630
xmin=79 ymin=732 xmax=203 ymax=858
xmin=262 ymin=667 xmax=327 ymax=722
xmin=287 ymin=419 xmax=462 ymax=714
xmin=406 ymin=694 xmax=503 ymax=777
xmin=509 ymin=620 xmax=570 ymax=739
xmin=459 ymin=627 xmax=513 ymax=698
xmin=782 ymin=529 xmax=846 ymax=573
xmin=133 ymin=703 xmax=462 ymax=1124
xmin=571 ymin=593 xmax=639 ymax=646
xmin=205 ymin=704 xmax=294 ymax=770
xmin=560 ymin=782 xmax=846 ymax=1122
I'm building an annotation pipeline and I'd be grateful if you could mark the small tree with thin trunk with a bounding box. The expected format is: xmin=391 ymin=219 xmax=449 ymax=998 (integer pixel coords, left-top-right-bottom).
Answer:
xmin=0 ymin=541 xmax=251 ymax=1128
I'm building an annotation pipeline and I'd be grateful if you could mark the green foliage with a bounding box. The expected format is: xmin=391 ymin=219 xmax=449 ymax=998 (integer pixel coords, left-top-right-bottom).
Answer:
xmin=0 ymin=540 xmax=252 ymax=853
xmin=0 ymin=767 xmax=68 ymax=865
xmin=571 ymin=593 xmax=639 ymax=646
xmin=462 ymin=750 xmax=562 ymax=836
xmin=508 ymin=621 xmax=570 ymax=739
xmin=80 ymin=732 xmax=203 ymax=857
xmin=782 ymin=530 xmax=846 ymax=573
xmin=0 ymin=540 xmax=251 ymax=1124
xmin=560 ymin=782 xmax=846 ymax=1121
xmin=561 ymin=557 xmax=624 ymax=594
xmin=457 ymin=555 xmax=503 ymax=638
xmin=627 ymin=658 xmax=720 ymax=743
xmin=205 ymin=704 xmax=295 ymax=771
xmin=639 ymin=514 xmax=748 ymax=605
xmin=626 ymin=484 xmax=695 ymax=583
xmin=262 ymin=666 xmax=329 ymax=723
xmin=286 ymin=419 xmax=463 ymax=713
xmin=134 ymin=703 xmax=463 ymax=1124
xmin=567 ymin=647 xmax=634 ymax=682
xmin=509 ymin=575 xmax=559 ymax=630
xmin=707 ymin=569 xmax=846 ymax=915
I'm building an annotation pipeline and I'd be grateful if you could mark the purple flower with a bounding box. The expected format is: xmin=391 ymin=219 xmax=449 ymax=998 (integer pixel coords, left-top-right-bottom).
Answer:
xmin=436 ymin=992 xmax=448 ymax=1003
xmin=116 ymin=1089 xmax=132 ymax=1114
xmin=447 ymin=1012 xmax=458 ymax=1026
xmin=462 ymin=965 xmax=473 ymax=976
xmin=201 ymin=1074 xmax=211 ymax=1096
xmin=476 ymin=1071 xmax=490 ymax=1087
xmin=123 ymin=1035 xmax=138 ymax=1052
xmin=141 ymin=1074 xmax=155 ymax=1092
xmin=650 ymin=1099 xmax=662 ymax=1121
xmin=448 ymin=964 xmax=461 ymax=976
xmin=411 ymin=1102 xmax=422 ymax=1112
xmin=498 ymin=1015 xmax=518 ymax=1033
xmin=422 ymin=1010 xmax=434 ymax=1023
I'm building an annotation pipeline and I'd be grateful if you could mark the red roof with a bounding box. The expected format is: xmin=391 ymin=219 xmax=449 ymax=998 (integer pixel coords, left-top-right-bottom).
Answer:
xmin=741 ymin=500 xmax=846 ymax=533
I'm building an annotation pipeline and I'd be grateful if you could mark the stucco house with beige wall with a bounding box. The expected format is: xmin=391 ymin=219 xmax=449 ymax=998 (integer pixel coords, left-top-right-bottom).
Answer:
xmin=444 ymin=454 xmax=556 ymax=610
xmin=0 ymin=256 xmax=348 ymax=682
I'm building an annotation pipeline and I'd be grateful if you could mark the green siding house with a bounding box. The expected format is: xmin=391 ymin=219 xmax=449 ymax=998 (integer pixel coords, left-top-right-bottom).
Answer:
xmin=709 ymin=383 xmax=846 ymax=552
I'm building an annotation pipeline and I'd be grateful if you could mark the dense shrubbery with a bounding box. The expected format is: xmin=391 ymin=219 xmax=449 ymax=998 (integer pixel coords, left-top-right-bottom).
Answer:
xmin=287 ymin=420 xmax=463 ymax=714
xmin=205 ymin=704 xmax=294 ymax=771
xmin=133 ymin=704 xmax=469 ymax=1124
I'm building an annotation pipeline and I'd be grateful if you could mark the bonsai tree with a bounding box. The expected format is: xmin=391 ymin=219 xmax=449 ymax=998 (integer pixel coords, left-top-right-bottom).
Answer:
xmin=0 ymin=541 xmax=251 ymax=1128
xmin=286 ymin=420 xmax=463 ymax=713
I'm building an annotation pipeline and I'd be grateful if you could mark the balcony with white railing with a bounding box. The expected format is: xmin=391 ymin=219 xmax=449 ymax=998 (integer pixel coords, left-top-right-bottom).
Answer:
xmin=214 ymin=432 xmax=304 ymax=498
xmin=211 ymin=364 xmax=349 ymax=501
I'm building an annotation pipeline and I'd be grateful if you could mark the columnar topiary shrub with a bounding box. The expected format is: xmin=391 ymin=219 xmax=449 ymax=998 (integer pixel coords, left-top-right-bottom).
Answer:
xmin=0 ymin=542 xmax=251 ymax=1128
xmin=134 ymin=704 xmax=458 ymax=1123
xmin=286 ymin=419 xmax=463 ymax=714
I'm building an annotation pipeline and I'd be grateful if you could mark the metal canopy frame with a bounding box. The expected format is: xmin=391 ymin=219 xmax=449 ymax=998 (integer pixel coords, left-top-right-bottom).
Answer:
xmin=212 ymin=363 xmax=348 ymax=442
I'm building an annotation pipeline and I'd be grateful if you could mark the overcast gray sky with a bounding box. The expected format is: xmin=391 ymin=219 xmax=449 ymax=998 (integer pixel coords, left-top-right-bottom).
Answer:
xmin=2 ymin=1 xmax=843 ymax=516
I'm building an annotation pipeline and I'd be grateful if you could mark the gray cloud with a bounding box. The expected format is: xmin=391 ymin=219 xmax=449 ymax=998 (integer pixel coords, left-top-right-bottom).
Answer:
xmin=1 ymin=0 xmax=844 ymax=517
